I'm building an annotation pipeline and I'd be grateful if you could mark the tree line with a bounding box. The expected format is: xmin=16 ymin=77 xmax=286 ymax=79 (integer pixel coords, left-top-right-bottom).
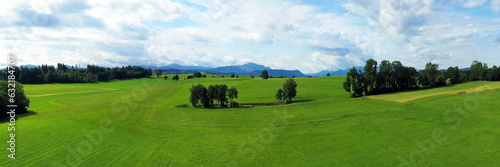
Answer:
xmin=190 ymin=84 xmax=238 ymax=108
xmin=343 ymin=59 xmax=500 ymax=97
xmin=0 ymin=63 xmax=153 ymax=84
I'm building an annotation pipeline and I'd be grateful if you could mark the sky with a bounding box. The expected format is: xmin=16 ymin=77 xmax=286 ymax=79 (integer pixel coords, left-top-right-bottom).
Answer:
xmin=0 ymin=0 xmax=499 ymax=73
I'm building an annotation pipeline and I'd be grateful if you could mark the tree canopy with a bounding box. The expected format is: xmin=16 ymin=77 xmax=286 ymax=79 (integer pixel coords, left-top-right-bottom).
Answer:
xmin=0 ymin=81 xmax=30 ymax=119
xmin=260 ymin=70 xmax=269 ymax=79
xmin=277 ymin=78 xmax=298 ymax=103
xmin=154 ymin=69 xmax=163 ymax=78
xmin=189 ymin=84 xmax=237 ymax=108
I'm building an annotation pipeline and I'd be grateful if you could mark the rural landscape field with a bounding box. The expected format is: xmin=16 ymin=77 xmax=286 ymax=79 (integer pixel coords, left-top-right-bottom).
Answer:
xmin=1 ymin=0 xmax=500 ymax=166
xmin=1 ymin=75 xmax=499 ymax=166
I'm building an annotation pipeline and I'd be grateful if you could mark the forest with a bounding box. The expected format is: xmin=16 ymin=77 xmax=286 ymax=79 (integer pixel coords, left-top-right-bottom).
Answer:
xmin=0 ymin=63 xmax=152 ymax=84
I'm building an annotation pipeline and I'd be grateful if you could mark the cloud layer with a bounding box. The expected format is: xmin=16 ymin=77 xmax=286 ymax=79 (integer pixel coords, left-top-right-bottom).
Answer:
xmin=1 ymin=0 xmax=499 ymax=73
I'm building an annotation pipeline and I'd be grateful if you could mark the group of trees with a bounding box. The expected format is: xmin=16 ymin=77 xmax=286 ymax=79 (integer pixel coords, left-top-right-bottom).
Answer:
xmin=344 ymin=59 xmax=500 ymax=97
xmin=0 ymin=63 xmax=153 ymax=84
xmin=172 ymin=74 xmax=180 ymax=81
xmin=186 ymin=72 xmax=207 ymax=79
xmin=189 ymin=84 xmax=238 ymax=108
xmin=275 ymin=78 xmax=298 ymax=103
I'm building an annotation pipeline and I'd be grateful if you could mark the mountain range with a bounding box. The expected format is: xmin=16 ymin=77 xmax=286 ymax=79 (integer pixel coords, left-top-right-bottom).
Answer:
xmin=144 ymin=63 xmax=308 ymax=77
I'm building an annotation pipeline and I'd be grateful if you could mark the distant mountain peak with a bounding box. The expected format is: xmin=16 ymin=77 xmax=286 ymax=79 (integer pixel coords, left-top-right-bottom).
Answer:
xmin=239 ymin=62 xmax=271 ymax=72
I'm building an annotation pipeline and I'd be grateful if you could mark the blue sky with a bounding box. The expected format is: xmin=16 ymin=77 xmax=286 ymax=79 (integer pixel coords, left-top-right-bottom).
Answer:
xmin=0 ymin=0 xmax=499 ymax=73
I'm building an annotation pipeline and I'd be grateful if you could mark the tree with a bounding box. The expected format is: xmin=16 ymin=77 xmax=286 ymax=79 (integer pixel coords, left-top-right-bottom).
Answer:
xmin=207 ymin=85 xmax=217 ymax=107
xmin=343 ymin=74 xmax=351 ymax=97
xmin=282 ymin=78 xmax=298 ymax=103
xmin=363 ymin=59 xmax=378 ymax=95
xmin=445 ymin=66 xmax=461 ymax=84
xmin=260 ymin=70 xmax=269 ymax=79
xmin=470 ymin=60 xmax=488 ymax=81
xmin=215 ymin=85 xmax=228 ymax=107
xmin=164 ymin=76 xmax=168 ymax=80
xmin=193 ymin=72 xmax=202 ymax=78
xmin=419 ymin=62 xmax=441 ymax=88
xmin=0 ymin=81 xmax=30 ymax=119
xmin=377 ymin=60 xmax=392 ymax=92
xmin=345 ymin=67 xmax=364 ymax=97
xmin=231 ymin=74 xmax=236 ymax=78
xmin=326 ymin=73 xmax=331 ymax=77
xmin=275 ymin=89 xmax=284 ymax=103
xmin=155 ymin=69 xmax=162 ymax=78
xmin=227 ymin=87 xmax=238 ymax=106
xmin=189 ymin=84 xmax=208 ymax=107
xmin=172 ymin=74 xmax=179 ymax=81
xmin=491 ymin=65 xmax=500 ymax=81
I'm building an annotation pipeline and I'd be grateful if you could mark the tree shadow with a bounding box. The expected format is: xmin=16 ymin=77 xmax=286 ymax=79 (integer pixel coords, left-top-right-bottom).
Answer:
xmin=0 ymin=110 xmax=38 ymax=123
xmin=292 ymin=99 xmax=315 ymax=103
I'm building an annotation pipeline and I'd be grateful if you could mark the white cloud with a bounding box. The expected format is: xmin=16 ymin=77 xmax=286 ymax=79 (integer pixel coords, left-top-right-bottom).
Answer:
xmin=492 ymin=0 xmax=500 ymax=14
xmin=450 ymin=0 xmax=488 ymax=7
xmin=0 ymin=0 xmax=499 ymax=73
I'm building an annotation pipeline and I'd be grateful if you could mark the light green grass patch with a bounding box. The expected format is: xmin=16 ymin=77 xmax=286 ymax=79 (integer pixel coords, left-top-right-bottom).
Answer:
xmin=367 ymin=81 xmax=500 ymax=102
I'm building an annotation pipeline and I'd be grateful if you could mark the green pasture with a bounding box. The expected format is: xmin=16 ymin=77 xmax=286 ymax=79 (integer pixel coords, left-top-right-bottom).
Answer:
xmin=1 ymin=76 xmax=498 ymax=166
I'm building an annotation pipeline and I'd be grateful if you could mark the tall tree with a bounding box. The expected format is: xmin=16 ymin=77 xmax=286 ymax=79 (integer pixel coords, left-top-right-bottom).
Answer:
xmin=215 ymin=85 xmax=228 ymax=106
xmin=260 ymin=70 xmax=269 ymax=79
xmin=346 ymin=67 xmax=364 ymax=97
xmin=470 ymin=60 xmax=488 ymax=81
xmin=377 ymin=60 xmax=392 ymax=92
xmin=227 ymin=86 xmax=238 ymax=106
xmin=207 ymin=85 xmax=217 ymax=107
xmin=282 ymin=78 xmax=298 ymax=103
xmin=275 ymin=89 xmax=284 ymax=103
xmin=391 ymin=61 xmax=404 ymax=91
xmin=189 ymin=84 xmax=208 ymax=107
xmin=419 ymin=62 xmax=441 ymax=88
xmin=446 ymin=66 xmax=462 ymax=84
xmin=363 ymin=59 xmax=378 ymax=95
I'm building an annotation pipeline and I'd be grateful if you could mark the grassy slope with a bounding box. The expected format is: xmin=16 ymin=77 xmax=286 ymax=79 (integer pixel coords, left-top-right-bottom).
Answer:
xmin=1 ymin=76 xmax=499 ymax=166
xmin=368 ymin=81 xmax=500 ymax=102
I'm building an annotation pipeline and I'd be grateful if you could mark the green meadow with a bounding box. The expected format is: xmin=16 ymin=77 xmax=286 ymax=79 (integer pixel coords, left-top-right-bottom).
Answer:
xmin=1 ymin=76 xmax=499 ymax=166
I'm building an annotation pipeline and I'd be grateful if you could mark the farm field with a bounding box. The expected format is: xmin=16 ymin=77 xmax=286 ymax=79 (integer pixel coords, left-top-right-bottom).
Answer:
xmin=1 ymin=76 xmax=499 ymax=166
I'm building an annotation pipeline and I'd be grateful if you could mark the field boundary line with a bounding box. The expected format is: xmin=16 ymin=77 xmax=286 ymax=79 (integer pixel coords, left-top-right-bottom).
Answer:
xmin=50 ymin=100 xmax=68 ymax=107
xmin=27 ymin=88 xmax=119 ymax=97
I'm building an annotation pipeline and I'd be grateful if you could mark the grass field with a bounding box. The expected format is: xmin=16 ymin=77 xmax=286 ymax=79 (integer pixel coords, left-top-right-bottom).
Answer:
xmin=1 ymin=76 xmax=499 ymax=166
